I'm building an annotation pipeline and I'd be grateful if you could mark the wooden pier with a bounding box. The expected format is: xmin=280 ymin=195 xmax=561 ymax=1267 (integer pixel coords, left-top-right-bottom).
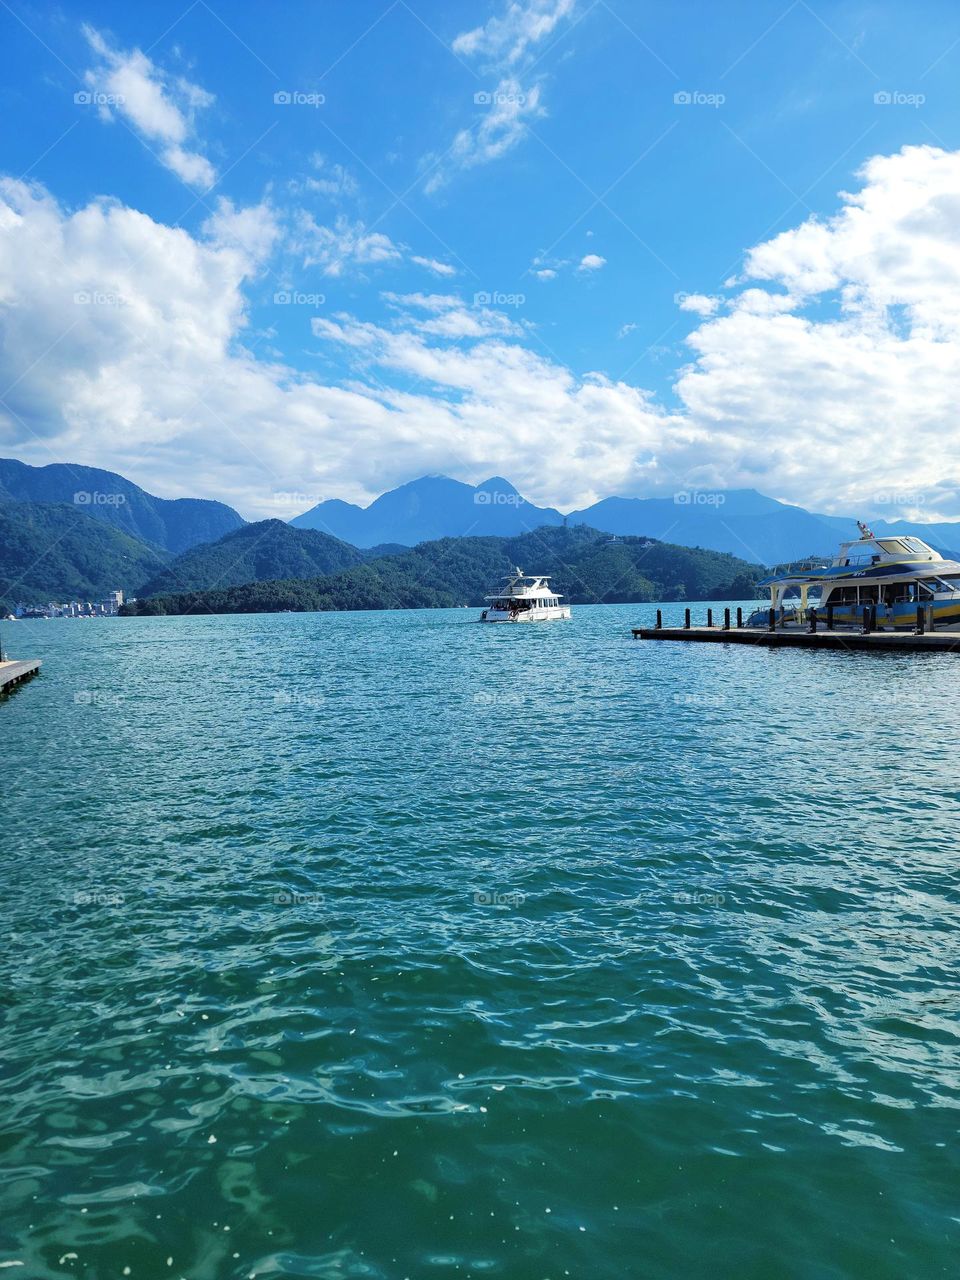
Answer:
xmin=633 ymin=606 xmax=960 ymax=653
xmin=632 ymin=626 xmax=960 ymax=652
xmin=0 ymin=658 xmax=42 ymax=694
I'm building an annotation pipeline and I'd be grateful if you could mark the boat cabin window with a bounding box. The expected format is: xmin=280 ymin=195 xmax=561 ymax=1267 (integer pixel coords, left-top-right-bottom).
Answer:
xmin=842 ymin=552 xmax=880 ymax=566
xmin=901 ymin=538 xmax=933 ymax=554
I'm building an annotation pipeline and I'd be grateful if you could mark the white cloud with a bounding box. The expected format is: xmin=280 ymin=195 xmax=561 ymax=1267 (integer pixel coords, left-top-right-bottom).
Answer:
xmin=411 ymin=255 xmax=457 ymax=277
xmin=303 ymin=154 xmax=359 ymax=200
xmin=293 ymin=213 xmax=402 ymax=276
xmin=618 ymin=322 xmax=638 ymax=338
xmin=533 ymin=268 xmax=557 ymax=280
xmin=677 ymin=292 xmax=720 ymax=315
xmin=578 ymin=253 xmax=606 ymax=271
xmin=6 ymin=145 xmax=960 ymax=522
xmin=82 ymin=26 xmax=216 ymax=189
xmin=425 ymin=80 xmax=544 ymax=194
xmin=453 ymin=0 xmax=577 ymax=67
xmin=425 ymin=2 xmax=577 ymax=192
xmin=202 ymin=198 xmax=280 ymax=265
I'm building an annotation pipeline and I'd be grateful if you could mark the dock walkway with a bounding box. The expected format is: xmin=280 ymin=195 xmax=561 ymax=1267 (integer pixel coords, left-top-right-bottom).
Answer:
xmin=632 ymin=625 xmax=960 ymax=653
xmin=0 ymin=659 xmax=42 ymax=694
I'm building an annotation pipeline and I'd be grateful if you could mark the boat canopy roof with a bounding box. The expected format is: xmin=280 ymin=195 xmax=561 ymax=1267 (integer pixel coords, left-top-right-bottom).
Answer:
xmin=485 ymin=567 xmax=564 ymax=600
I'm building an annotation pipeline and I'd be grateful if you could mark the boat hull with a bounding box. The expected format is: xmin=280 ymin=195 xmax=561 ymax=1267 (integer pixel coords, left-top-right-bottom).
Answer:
xmin=480 ymin=607 xmax=571 ymax=623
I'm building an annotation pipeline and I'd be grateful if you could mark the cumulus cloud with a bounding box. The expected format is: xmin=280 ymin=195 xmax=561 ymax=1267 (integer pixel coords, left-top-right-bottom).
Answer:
xmin=0 ymin=177 xmax=684 ymax=516
xmin=82 ymin=26 xmax=216 ymax=189
xmin=5 ymin=145 xmax=960 ymax=520
xmin=677 ymin=292 xmax=720 ymax=315
xmin=578 ymin=253 xmax=606 ymax=271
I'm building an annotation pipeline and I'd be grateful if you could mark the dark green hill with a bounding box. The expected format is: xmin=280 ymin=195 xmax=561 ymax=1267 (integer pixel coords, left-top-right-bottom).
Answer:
xmin=0 ymin=502 xmax=169 ymax=609
xmin=137 ymin=519 xmax=366 ymax=596
xmin=0 ymin=458 xmax=244 ymax=553
xmin=122 ymin=525 xmax=761 ymax=616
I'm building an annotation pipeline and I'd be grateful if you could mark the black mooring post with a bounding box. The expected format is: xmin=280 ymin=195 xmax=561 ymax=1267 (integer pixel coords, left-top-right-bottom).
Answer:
xmin=706 ymin=608 xmax=713 ymax=628
xmin=928 ymin=605 xmax=935 ymax=634
xmin=809 ymin=609 xmax=817 ymax=634
xmin=655 ymin=609 xmax=662 ymax=630
xmin=916 ymin=604 xmax=925 ymax=635
xmin=768 ymin=607 xmax=776 ymax=632
xmin=862 ymin=605 xmax=871 ymax=634
xmin=826 ymin=603 xmax=834 ymax=631
xmin=684 ymin=608 xmax=691 ymax=630
xmin=736 ymin=607 xmax=743 ymax=628
xmin=723 ymin=607 xmax=730 ymax=631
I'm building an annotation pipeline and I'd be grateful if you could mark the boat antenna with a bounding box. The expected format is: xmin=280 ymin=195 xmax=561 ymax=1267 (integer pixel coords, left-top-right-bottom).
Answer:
xmin=857 ymin=519 xmax=875 ymax=539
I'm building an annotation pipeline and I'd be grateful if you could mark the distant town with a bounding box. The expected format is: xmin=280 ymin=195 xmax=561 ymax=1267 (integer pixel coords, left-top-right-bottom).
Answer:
xmin=6 ymin=590 xmax=126 ymax=620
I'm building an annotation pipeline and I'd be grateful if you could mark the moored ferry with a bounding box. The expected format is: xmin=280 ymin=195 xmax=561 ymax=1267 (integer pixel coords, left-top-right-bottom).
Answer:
xmin=749 ymin=522 xmax=960 ymax=630
xmin=480 ymin=568 xmax=571 ymax=623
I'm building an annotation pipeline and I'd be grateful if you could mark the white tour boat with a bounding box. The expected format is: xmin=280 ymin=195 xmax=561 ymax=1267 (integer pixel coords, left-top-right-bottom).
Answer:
xmin=480 ymin=568 xmax=571 ymax=623
xmin=748 ymin=522 xmax=960 ymax=630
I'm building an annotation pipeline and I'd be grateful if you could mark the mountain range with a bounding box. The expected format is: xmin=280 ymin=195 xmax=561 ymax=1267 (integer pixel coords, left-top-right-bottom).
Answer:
xmin=291 ymin=475 xmax=960 ymax=564
xmin=0 ymin=458 xmax=243 ymax=553
xmin=4 ymin=456 xmax=960 ymax=609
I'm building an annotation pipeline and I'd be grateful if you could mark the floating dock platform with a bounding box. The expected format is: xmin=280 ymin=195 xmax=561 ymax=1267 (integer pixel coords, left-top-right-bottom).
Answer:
xmin=633 ymin=625 xmax=960 ymax=652
xmin=0 ymin=659 xmax=42 ymax=694
xmin=634 ymin=606 xmax=960 ymax=653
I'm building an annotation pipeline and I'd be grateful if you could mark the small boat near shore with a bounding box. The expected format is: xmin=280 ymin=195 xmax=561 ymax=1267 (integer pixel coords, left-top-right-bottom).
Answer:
xmin=480 ymin=568 xmax=571 ymax=623
xmin=748 ymin=522 xmax=960 ymax=630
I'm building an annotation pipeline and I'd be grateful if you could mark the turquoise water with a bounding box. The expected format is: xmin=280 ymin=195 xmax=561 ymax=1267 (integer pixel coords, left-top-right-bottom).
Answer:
xmin=1 ymin=604 xmax=959 ymax=1280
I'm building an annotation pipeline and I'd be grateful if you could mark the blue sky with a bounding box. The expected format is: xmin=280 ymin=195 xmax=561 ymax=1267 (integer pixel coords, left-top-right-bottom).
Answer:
xmin=2 ymin=0 xmax=960 ymax=518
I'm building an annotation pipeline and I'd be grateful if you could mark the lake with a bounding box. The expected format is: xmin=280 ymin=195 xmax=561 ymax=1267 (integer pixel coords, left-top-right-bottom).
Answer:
xmin=1 ymin=603 xmax=959 ymax=1279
